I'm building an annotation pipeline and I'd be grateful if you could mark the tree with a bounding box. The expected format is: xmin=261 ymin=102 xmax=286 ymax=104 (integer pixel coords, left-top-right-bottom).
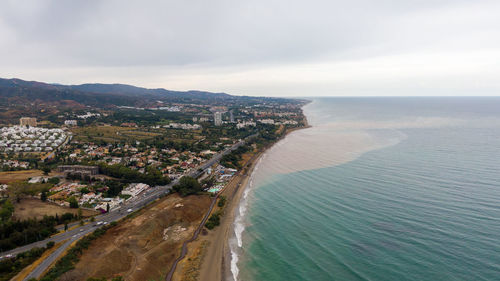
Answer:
xmin=106 ymin=203 xmax=110 ymax=213
xmin=218 ymin=196 xmax=226 ymax=207
xmin=90 ymin=216 xmax=95 ymax=222
xmin=68 ymin=197 xmax=79 ymax=208
xmin=64 ymin=223 xmax=68 ymax=231
xmin=46 ymin=241 xmax=55 ymax=248
xmin=41 ymin=166 xmax=51 ymax=176
xmin=172 ymin=176 xmax=202 ymax=197
xmin=48 ymin=177 xmax=60 ymax=185
xmin=77 ymin=208 xmax=82 ymax=219
xmin=0 ymin=200 xmax=14 ymax=221
xmin=41 ymin=190 xmax=47 ymax=202
xmin=79 ymin=220 xmax=84 ymax=226
xmin=205 ymin=211 xmax=221 ymax=229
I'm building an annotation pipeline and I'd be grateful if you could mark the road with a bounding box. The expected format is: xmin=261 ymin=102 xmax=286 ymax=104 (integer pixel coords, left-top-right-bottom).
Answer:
xmin=165 ymin=189 xmax=220 ymax=281
xmin=0 ymin=137 xmax=250 ymax=280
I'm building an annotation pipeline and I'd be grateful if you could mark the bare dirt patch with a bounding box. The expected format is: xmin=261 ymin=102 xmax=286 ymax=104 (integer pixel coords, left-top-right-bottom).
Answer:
xmin=59 ymin=193 xmax=212 ymax=281
xmin=13 ymin=198 xmax=97 ymax=220
xmin=0 ymin=170 xmax=61 ymax=184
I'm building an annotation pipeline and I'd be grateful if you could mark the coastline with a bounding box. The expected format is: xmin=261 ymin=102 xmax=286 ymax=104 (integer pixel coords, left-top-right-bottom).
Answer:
xmin=171 ymin=146 xmax=266 ymax=281
xmin=171 ymin=104 xmax=311 ymax=281
xmin=198 ymin=118 xmax=310 ymax=281
xmin=170 ymin=102 xmax=311 ymax=281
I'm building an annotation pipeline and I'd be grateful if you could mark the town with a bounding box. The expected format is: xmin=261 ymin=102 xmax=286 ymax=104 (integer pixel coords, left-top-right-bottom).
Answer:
xmin=0 ymin=95 xmax=307 ymax=281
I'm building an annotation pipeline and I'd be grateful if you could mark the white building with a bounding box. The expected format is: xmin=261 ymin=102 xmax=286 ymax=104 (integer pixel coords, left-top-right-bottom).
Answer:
xmin=236 ymin=121 xmax=256 ymax=129
xmin=214 ymin=112 xmax=222 ymax=126
xmin=64 ymin=120 xmax=78 ymax=126
xmin=164 ymin=123 xmax=201 ymax=130
xmin=121 ymin=183 xmax=150 ymax=197
xmin=0 ymin=126 xmax=67 ymax=152
xmin=258 ymin=119 xmax=275 ymax=125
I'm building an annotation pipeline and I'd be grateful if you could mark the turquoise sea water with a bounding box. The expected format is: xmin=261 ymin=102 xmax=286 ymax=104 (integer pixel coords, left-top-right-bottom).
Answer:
xmin=231 ymin=98 xmax=500 ymax=281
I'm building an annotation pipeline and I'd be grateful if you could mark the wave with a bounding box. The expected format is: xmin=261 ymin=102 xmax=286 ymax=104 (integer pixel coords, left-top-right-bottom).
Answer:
xmin=230 ymin=155 xmax=264 ymax=281
xmin=230 ymin=98 xmax=500 ymax=281
xmin=229 ymin=102 xmax=477 ymax=280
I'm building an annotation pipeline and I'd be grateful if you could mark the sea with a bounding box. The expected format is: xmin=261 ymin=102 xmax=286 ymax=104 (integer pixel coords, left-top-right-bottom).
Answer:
xmin=229 ymin=97 xmax=500 ymax=281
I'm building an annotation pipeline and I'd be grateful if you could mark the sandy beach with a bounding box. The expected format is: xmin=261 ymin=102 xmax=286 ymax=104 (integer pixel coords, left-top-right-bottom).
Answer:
xmin=170 ymin=122 xmax=309 ymax=281
xmin=171 ymin=149 xmax=264 ymax=281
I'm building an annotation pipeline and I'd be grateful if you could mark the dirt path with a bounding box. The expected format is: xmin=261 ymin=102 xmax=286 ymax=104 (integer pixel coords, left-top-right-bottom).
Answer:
xmin=198 ymin=152 xmax=261 ymax=281
xmin=166 ymin=193 xmax=219 ymax=281
xmin=59 ymin=194 xmax=211 ymax=281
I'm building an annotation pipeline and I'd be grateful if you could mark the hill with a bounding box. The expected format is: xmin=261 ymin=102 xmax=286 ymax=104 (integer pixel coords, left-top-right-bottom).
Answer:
xmin=0 ymin=78 xmax=234 ymax=107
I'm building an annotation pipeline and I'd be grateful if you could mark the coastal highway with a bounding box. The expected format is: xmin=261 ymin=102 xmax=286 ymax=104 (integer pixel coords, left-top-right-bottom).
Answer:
xmin=0 ymin=138 xmax=249 ymax=280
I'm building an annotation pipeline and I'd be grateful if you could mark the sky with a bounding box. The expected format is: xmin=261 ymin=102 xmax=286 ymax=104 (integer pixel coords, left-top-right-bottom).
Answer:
xmin=1 ymin=0 xmax=500 ymax=97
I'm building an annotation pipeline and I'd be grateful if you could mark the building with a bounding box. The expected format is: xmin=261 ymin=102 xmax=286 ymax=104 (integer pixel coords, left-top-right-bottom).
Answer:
xmin=121 ymin=183 xmax=150 ymax=197
xmin=229 ymin=110 xmax=235 ymax=123
xmin=64 ymin=120 xmax=78 ymax=126
xmin=164 ymin=123 xmax=201 ymax=130
xmin=214 ymin=112 xmax=222 ymax=126
xmin=258 ymin=119 xmax=275 ymax=125
xmin=20 ymin=117 xmax=37 ymax=127
xmin=57 ymin=165 xmax=99 ymax=176
xmin=236 ymin=121 xmax=256 ymax=129
xmin=121 ymin=122 xmax=138 ymax=127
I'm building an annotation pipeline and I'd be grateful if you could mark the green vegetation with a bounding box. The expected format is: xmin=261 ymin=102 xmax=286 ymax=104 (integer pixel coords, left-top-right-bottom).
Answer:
xmin=0 ymin=246 xmax=47 ymax=281
xmin=41 ymin=166 xmax=51 ymax=175
xmin=201 ymin=176 xmax=216 ymax=190
xmin=40 ymin=225 xmax=113 ymax=281
xmin=205 ymin=211 xmax=221 ymax=230
xmin=68 ymin=196 xmax=79 ymax=208
xmin=0 ymin=211 xmax=78 ymax=251
xmin=47 ymin=177 xmax=60 ymax=185
xmin=98 ymin=163 xmax=170 ymax=186
xmin=0 ymin=199 xmax=14 ymax=221
xmin=7 ymin=181 xmax=53 ymax=203
xmin=40 ymin=190 xmax=47 ymax=202
xmin=172 ymin=176 xmax=202 ymax=197
xmin=218 ymin=196 xmax=226 ymax=207
xmin=221 ymin=145 xmax=251 ymax=169
xmin=72 ymin=125 xmax=160 ymax=144
xmin=46 ymin=241 xmax=55 ymax=248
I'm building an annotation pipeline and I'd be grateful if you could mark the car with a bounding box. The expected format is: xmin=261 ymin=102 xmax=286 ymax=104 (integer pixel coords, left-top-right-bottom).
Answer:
xmin=127 ymin=208 xmax=133 ymax=212
xmin=80 ymin=229 xmax=84 ymax=232
xmin=103 ymin=222 xmax=108 ymax=225
xmin=96 ymin=221 xmax=103 ymax=225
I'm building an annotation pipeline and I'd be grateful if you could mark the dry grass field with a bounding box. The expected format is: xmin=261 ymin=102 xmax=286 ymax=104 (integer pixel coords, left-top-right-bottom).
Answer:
xmin=59 ymin=193 xmax=212 ymax=281
xmin=13 ymin=199 xmax=98 ymax=220
xmin=71 ymin=126 xmax=160 ymax=143
xmin=0 ymin=170 xmax=62 ymax=184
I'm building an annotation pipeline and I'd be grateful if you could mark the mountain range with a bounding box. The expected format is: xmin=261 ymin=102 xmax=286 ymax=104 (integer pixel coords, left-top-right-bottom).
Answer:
xmin=0 ymin=77 xmax=236 ymax=107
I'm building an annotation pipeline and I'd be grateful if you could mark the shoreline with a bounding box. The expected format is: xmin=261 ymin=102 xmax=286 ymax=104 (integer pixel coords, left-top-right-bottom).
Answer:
xmin=172 ymin=103 xmax=311 ymax=281
xmin=197 ymin=123 xmax=311 ymax=281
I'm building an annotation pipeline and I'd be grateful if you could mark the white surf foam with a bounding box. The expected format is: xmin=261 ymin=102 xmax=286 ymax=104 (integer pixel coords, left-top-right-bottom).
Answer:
xmin=230 ymin=155 xmax=264 ymax=281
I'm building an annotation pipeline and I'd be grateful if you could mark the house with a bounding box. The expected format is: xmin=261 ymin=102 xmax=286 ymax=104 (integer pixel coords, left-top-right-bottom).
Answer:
xmin=64 ymin=120 xmax=78 ymax=126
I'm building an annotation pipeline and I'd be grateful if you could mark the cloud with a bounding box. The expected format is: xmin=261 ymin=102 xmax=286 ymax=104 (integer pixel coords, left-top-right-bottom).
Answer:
xmin=0 ymin=0 xmax=499 ymax=96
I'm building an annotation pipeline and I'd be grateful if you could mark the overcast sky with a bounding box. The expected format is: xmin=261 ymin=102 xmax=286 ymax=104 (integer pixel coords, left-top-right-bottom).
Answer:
xmin=1 ymin=0 xmax=499 ymax=96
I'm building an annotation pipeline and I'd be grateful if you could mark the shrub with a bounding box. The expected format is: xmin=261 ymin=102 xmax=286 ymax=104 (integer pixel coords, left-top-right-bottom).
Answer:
xmin=205 ymin=211 xmax=221 ymax=230
xmin=172 ymin=176 xmax=202 ymax=197
xmin=218 ymin=196 xmax=226 ymax=207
